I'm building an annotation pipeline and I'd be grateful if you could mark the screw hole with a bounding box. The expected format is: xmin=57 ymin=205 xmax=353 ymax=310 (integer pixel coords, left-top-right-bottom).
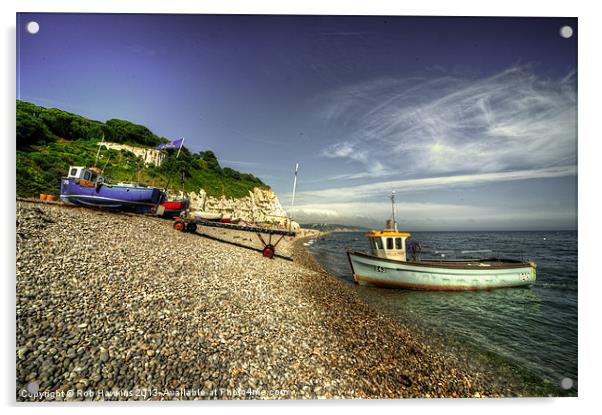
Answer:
xmin=559 ymin=25 xmax=573 ymax=39
xmin=560 ymin=377 xmax=573 ymax=390
xmin=26 ymin=21 xmax=40 ymax=34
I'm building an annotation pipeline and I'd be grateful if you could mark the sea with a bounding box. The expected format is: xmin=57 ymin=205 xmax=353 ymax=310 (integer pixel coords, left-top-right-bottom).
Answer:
xmin=305 ymin=230 xmax=578 ymax=395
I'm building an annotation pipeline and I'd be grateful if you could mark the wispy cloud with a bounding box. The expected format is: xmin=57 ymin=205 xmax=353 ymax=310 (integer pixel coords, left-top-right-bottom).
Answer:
xmin=291 ymin=165 xmax=576 ymax=205
xmin=289 ymin=67 xmax=577 ymax=227
xmin=291 ymin=199 xmax=576 ymax=230
xmin=293 ymin=201 xmax=483 ymax=223
xmin=319 ymin=65 xmax=577 ymax=180
xmin=321 ymin=142 xmax=387 ymax=179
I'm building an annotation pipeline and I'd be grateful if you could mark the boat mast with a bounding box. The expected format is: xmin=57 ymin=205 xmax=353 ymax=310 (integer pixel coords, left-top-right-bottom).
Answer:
xmin=93 ymin=133 xmax=105 ymax=168
xmin=100 ymin=155 xmax=111 ymax=174
xmin=390 ymin=191 xmax=397 ymax=231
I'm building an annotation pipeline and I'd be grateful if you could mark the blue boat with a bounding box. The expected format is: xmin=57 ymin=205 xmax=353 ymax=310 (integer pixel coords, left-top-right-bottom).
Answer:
xmin=60 ymin=166 xmax=165 ymax=213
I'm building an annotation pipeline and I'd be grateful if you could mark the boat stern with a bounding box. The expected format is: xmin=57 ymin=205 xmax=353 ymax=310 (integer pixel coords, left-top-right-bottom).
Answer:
xmin=59 ymin=177 xmax=68 ymax=200
xmin=59 ymin=177 xmax=81 ymax=204
xmin=526 ymin=260 xmax=537 ymax=284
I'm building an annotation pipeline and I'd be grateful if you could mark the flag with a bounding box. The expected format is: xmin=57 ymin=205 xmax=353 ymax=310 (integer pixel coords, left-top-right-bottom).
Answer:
xmin=172 ymin=138 xmax=184 ymax=150
xmin=156 ymin=138 xmax=184 ymax=151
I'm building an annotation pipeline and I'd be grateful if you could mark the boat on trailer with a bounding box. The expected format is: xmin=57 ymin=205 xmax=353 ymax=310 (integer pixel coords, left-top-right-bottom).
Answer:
xmin=346 ymin=193 xmax=537 ymax=291
xmin=60 ymin=166 xmax=165 ymax=213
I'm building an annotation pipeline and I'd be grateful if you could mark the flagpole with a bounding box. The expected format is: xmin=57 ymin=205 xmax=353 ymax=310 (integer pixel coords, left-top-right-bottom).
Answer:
xmin=289 ymin=163 xmax=299 ymax=230
xmin=176 ymin=138 xmax=185 ymax=159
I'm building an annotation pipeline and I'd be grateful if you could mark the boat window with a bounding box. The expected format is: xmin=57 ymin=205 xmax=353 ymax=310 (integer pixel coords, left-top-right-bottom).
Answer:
xmin=91 ymin=174 xmax=97 ymax=182
xmin=387 ymin=238 xmax=393 ymax=250
xmin=83 ymin=171 xmax=91 ymax=181
xmin=374 ymin=238 xmax=383 ymax=250
xmin=396 ymin=238 xmax=402 ymax=249
xmin=70 ymin=168 xmax=77 ymax=177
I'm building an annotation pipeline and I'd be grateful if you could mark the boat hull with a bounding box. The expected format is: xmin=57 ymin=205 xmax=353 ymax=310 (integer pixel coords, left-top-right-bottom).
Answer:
xmin=159 ymin=200 xmax=190 ymax=218
xmin=347 ymin=251 xmax=536 ymax=290
xmin=190 ymin=211 xmax=222 ymax=221
xmin=60 ymin=178 xmax=164 ymax=213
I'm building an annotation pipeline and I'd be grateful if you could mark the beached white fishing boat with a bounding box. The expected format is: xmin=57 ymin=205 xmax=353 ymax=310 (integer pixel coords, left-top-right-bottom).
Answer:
xmin=190 ymin=211 xmax=222 ymax=221
xmin=347 ymin=193 xmax=537 ymax=290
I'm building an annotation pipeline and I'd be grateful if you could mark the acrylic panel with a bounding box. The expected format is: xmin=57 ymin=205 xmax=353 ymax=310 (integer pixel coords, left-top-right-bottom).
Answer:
xmin=16 ymin=13 xmax=577 ymax=401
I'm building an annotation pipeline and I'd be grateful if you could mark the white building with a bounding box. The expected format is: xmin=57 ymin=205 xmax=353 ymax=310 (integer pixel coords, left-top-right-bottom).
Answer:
xmin=98 ymin=142 xmax=166 ymax=167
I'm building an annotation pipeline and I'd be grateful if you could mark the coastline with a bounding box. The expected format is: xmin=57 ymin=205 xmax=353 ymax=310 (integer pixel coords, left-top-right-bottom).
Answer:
xmin=291 ymin=236 xmax=332 ymax=275
xmin=16 ymin=201 xmax=537 ymax=400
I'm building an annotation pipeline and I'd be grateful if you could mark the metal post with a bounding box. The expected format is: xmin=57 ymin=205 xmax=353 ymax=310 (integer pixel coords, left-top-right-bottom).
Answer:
xmin=289 ymin=163 xmax=299 ymax=231
xmin=176 ymin=137 xmax=185 ymax=159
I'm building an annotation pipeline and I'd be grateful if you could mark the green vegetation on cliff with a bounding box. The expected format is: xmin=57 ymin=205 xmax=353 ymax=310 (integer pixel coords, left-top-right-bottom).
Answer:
xmin=16 ymin=101 xmax=268 ymax=198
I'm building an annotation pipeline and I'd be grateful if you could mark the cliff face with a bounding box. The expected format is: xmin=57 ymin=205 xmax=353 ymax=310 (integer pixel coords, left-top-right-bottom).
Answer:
xmin=180 ymin=187 xmax=299 ymax=230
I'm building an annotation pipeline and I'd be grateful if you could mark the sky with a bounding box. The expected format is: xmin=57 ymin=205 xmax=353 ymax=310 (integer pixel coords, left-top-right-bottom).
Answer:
xmin=16 ymin=13 xmax=577 ymax=230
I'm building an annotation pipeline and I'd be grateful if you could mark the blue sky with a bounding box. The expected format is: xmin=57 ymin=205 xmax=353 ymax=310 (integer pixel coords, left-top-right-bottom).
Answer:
xmin=17 ymin=14 xmax=577 ymax=230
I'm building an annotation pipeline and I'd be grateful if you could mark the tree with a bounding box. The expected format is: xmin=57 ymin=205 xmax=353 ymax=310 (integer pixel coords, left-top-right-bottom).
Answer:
xmin=16 ymin=110 xmax=55 ymax=149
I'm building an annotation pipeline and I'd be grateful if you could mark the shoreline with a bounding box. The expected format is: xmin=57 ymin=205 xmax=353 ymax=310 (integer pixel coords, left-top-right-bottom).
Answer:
xmin=291 ymin=236 xmax=332 ymax=275
xmin=16 ymin=201 xmax=544 ymax=400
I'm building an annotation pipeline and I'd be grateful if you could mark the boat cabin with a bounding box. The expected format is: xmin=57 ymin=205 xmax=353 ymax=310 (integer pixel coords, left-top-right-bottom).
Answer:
xmin=67 ymin=166 xmax=102 ymax=183
xmin=367 ymin=230 xmax=411 ymax=261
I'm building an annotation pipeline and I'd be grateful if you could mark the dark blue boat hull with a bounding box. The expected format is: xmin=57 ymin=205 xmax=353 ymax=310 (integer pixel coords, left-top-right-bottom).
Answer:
xmin=60 ymin=178 xmax=164 ymax=213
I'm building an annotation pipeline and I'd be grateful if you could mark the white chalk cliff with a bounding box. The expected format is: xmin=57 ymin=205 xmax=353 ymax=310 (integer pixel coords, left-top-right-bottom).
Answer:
xmin=180 ymin=187 xmax=299 ymax=230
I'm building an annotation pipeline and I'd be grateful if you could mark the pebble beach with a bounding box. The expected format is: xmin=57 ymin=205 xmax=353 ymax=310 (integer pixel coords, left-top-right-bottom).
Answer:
xmin=16 ymin=201 xmax=528 ymax=401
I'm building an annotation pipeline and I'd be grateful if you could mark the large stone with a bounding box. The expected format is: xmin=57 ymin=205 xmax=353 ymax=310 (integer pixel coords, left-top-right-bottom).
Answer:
xmin=99 ymin=350 xmax=109 ymax=363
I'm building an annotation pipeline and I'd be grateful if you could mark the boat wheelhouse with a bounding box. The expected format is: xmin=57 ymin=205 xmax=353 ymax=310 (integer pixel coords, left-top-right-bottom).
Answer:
xmin=366 ymin=229 xmax=412 ymax=261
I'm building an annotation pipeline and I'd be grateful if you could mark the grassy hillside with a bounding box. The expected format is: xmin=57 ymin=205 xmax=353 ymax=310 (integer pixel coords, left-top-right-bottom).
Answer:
xmin=16 ymin=101 xmax=268 ymax=199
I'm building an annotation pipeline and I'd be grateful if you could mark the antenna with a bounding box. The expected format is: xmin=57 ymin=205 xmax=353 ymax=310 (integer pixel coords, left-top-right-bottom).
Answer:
xmin=390 ymin=191 xmax=397 ymax=231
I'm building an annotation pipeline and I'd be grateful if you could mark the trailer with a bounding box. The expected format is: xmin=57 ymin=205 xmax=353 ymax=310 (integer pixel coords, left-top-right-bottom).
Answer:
xmin=172 ymin=215 xmax=295 ymax=259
